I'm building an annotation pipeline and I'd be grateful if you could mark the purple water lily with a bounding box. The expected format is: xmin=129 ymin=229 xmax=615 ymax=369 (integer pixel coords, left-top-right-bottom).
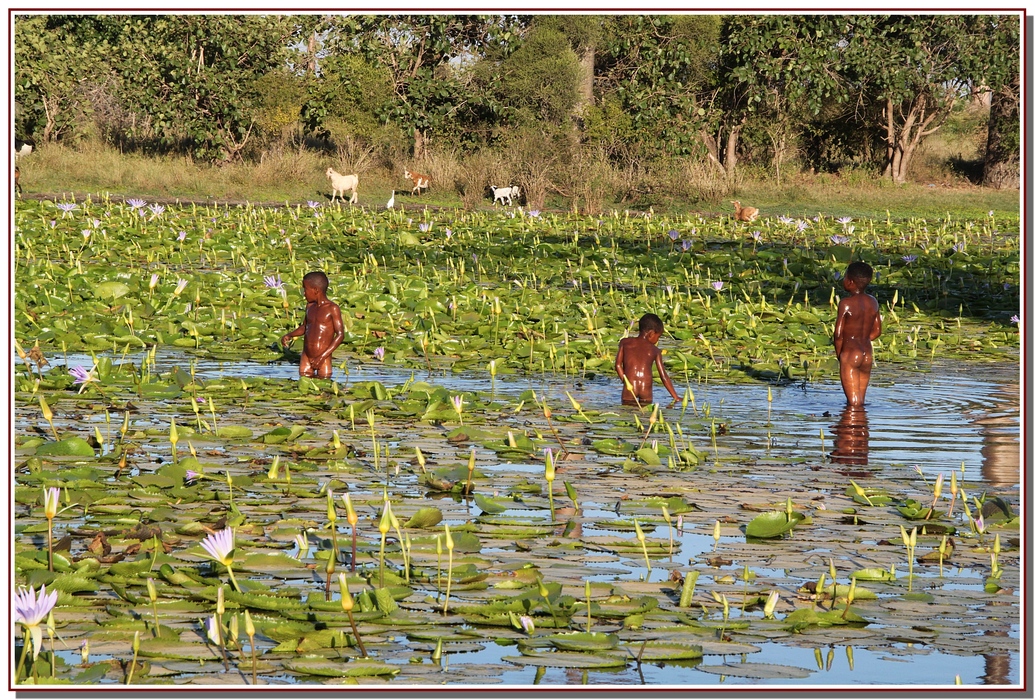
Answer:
xmin=127 ymin=198 xmax=146 ymax=209
xmin=185 ymin=470 xmax=200 ymax=485
xmin=527 ymin=210 xmax=541 ymax=218
xmin=149 ymin=203 xmax=165 ymax=217
xmin=445 ymin=228 xmax=453 ymax=239
xmin=681 ymin=240 xmax=692 ymax=252
xmin=307 ymin=200 xmax=320 ymax=209
xmin=69 ymin=365 xmax=93 ymax=384
xmin=901 ymin=255 xmax=918 ymax=264
xmin=373 ymin=347 xmax=385 ymax=362
xmin=149 ymin=273 xmax=160 ymax=289
xmin=711 ymin=281 xmax=724 ymax=292
xmin=750 ymin=230 xmax=762 ymax=242
xmin=419 ymin=222 xmax=430 ymax=232
xmin=837 ymin=216 xmax=853 ymax=225
xmin=668 ymin=229 xmax=679 ymax=241
xmin=778 ymin=215 xmax=794 ymax=225
xmin=830 ymin=235 xmax=850 ymax=246
xmin=177 ymin=230 xmax=187 ymax=242
xmin=263 ymin=274 xmax=284 ymax=290
xmin=56 ymin=202 xmax=78 ymax=214
xmin=14 ymin=584 xmax=58 ymax=660
xmin=796 ymin=220 xmax=808 ymax=233
xmin=1011 ymin=315 xmax=1020 ymax=324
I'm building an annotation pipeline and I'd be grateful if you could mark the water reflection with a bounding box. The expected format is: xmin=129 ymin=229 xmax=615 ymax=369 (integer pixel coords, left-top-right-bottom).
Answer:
xmin=976 ymin=383 xmax=1020 ymax=488
xmin=830 ymin=405 xmax=869 ymax=467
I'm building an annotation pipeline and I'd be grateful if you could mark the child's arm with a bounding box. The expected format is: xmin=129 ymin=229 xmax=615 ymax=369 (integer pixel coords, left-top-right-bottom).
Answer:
xmin=869 ymin=295 xmax=882 ymax=340
xmin=614 ymin=341 xmax=627 ymax=386
xmin=281 ymin=319 xmax=306 ymax=346
xmin=654 ymin=352 xmax=681 ymax=402
xmin=832 ymin=298 xmax=848 ymax=357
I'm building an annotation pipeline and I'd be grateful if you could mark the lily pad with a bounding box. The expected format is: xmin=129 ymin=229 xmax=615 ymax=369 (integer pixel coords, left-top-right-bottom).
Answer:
xmin=744 ymin=510 xmax=805 ymax=538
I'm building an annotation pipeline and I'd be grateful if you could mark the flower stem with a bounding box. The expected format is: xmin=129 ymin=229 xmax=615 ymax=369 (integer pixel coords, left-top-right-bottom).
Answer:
xmin=226 ymin=566 xmax=241 ymax=593
xmin=15 ymin=628 xmax=29 ymax=683
xmin=347 ymin=611 xmax=367 ymax=657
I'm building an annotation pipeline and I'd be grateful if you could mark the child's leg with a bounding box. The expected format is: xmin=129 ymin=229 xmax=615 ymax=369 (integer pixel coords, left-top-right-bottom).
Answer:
xmin=313 ymin=357 xmax=333 ymax=379
xmin=299 ymin=353 xmax=314 ymax=377
xmin=838 ymin=345 xmax=865 ymax=407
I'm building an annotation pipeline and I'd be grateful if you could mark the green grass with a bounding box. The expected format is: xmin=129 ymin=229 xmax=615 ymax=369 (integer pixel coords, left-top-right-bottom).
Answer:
xmin=16 ymin=141 xmax=1019 ymax=221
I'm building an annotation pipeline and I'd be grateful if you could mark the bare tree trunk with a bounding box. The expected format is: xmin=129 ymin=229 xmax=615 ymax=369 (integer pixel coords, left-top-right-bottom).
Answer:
xmin=882 ymin=97 xmax=895 ymax=179
xmin=308 ymin=31 xmax=317 ymax=75
xmin=413 ymin=128 xmax=425 ymax=159
xmin=578 ymin=45 xmax=594 ymax=110
xmin=700 ymin=129 xmax=725 ymax=176
xmin=884 ymin=93 xmax=945 ymax=184
xmin=983 ymin=71 xmax=1020 ymax=188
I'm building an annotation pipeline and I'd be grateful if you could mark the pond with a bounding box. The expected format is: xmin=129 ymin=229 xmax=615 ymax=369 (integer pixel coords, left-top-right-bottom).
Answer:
xmin=13 ymin=349 xmax=1020 ymax=688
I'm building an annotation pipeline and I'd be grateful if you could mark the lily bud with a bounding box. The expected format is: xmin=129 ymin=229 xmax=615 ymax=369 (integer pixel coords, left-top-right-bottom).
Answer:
xmin=378 ymin=502 xmax=392 ymax=536
xmin=327 ymin=489 xmax=337 ymax=524
xmin=343 ymin=493 xmax=358 ymax=526
xmin=444 ymin=523 xmax=454 ymax=552
xmin=763 ymin=590 xmax=779 ymax=619
xmin=338 ymin=572 xmax=354 ymax=612
xmin=244 ymin=609 xmax=255 ymax=637
xmin=39 ymin=395 xmax=53 ymax=422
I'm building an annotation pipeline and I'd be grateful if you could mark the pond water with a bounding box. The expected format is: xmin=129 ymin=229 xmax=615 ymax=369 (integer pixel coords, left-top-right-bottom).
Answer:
xmin=48 ymin=348 xmax=1020 ymax=485
xmin=16 ymin=349 xmax=1021 ymax=688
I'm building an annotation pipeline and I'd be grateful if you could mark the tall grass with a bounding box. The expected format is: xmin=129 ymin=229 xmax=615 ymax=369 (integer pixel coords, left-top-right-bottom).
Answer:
xmin=16 ymin=140 xmax=1019 ymax=220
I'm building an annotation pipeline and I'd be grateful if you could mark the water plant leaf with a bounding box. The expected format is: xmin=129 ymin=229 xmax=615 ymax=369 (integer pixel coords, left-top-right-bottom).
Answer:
xmin=502 ymin=651 xmax=629 ymax=668
xmin=543 ymin=631 xmax=619 ymax=651
xmin=850 ymin=568 xmax=896 ymax=582
xmin=404 ymin=507 xmax=443 ymax=529
xmin=474 ymin=494 xmax=509 ymax=514
xmin=259 ymin=426 xmax=308 ymax=444
xmin=696 ymin=662 xmax=812 ymax=679
xmin=744 ymin=511 xmax=805 ymax=539
xmin=634 ymin=642 xmax=704 ymax=661
xmin=35 ymin=437 xmax=95 ymax=457
xmin=94 ymin=281 xmax=131 ymax=300
xmin=214 ymin=426 xmax=253 ymax=439
xmin=591 ymin=439 xmax=633 ymax=456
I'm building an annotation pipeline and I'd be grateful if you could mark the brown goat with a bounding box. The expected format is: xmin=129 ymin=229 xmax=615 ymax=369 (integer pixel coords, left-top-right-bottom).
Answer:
xmin=731 ymin=200 xmax=759 ymax=222
xmin=15 ymin=165 xmax=21 ymax=197
xmin=404 ymin=169 xmax=430 ymax=196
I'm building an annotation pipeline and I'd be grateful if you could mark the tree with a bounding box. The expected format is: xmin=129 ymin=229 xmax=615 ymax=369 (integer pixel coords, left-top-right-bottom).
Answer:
xmin=979 ymin=16 xmax=1021 ymax=188
xmin=324 ymin=15 xmax=521 ymax=156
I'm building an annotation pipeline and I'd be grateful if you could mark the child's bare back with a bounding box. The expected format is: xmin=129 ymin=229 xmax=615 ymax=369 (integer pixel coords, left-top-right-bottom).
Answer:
xmin=615 ymin=314 xmax=681 ymax=406
xmin=833 ymin=261 xmax=882 ymax=406
xmin=281 ymin=271 xmax=344 ymax=378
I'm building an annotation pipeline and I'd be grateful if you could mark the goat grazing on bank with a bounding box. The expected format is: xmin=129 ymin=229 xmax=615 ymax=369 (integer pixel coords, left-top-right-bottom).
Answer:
xmin=404 ymin=169 xmax=430 ymax=196
xmin=326 ymin=167 xmax=358 ymax=204
xmin=15 ymin=138 xmax=33 ymax=160
xmin=731 ymin=200 xmax=760 ymax=222
xmin=490 ymin=185 xmax=520 ymax=206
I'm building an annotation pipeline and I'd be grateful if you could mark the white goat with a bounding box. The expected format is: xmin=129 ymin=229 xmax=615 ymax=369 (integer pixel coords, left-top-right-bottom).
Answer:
xmin=404 ymin=169 xmax=430 ymax=195
xmin=326 ymin=167 xmax=358 ymax=204
xmin=490 ymin=185 xmax=520 ymax=206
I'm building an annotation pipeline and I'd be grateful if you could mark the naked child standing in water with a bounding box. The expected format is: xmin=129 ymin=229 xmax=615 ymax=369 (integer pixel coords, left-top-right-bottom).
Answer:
xmin=833 ymin=261 xmax=882 ymax=406
xmin=615 ymin=313 xmax=682 ymax=406
xmin=281 ymin=271 xmax=344 ymax=379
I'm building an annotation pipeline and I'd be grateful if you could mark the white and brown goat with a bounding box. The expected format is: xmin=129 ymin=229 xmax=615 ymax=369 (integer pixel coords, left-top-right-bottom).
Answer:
xmin=404 ymin=169 xmax=430 ymax=196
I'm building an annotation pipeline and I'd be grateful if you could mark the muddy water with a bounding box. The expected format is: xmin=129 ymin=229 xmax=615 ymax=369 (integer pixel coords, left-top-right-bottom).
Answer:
xmin=16 ymin=350 xmax=1021 ymax=688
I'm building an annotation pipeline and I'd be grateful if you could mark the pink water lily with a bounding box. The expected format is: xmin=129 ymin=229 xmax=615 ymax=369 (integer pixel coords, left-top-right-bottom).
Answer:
xmin=200 ymin=527 xmax=241 ymax=592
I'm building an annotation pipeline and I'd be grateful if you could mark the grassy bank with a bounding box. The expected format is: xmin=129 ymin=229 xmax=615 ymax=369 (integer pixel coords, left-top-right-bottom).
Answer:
xmin=15 ymin=142 xmax=1020 ymax=222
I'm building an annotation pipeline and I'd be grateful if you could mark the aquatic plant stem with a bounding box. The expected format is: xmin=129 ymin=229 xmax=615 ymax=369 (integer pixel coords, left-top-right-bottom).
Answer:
xmin=15 ymin=629 xmax=29 ymax=683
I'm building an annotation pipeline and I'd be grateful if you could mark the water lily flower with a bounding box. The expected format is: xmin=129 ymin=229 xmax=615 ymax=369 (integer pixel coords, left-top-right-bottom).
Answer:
xmin=173 ymin=279 xmax=189 ymax=296
xmin=519 ymin=615 xmax=535 ymax=634
xmin=127 ymin=198 xmax=146 ymax=209
xmin=988 ymin=210 xmax=994 ymax=217
xmin=306 ymin=200 xmax=321 ymax=209
xmin=373 ymin=346 xmax=385 ymax=362
xmin=68 ymin=365 xmax=93 ymax=385
xmin=668 ymin=229 xmax=679 ymax=241
xmin=527 ymin=210 xmax=541 ymax=218
xmin=200 ymin=527 xmax=241 ymax=591
xmin=149 ymin=204 xmax=165 ymax=218
xmin=176 ymin=230 xmax=187 ymax=242
xmin=81 ymin=229 xmax=91 ymax=240
xmin=56 ymin=202 xmax=78 ymax=215
xmin=681 ymin=240 xmax=691 ymax=252
xmin=184 ymin=470 xmax=200 ymax=485
xmin=952 ymin=242 xmax=964 ymax=253
xmin=452 ymin=395 xmax=464 ymax=425
xmin=14 ymin=584 xmax=58 ymax=660
xmin=902 ymin=255 xmax=918 ymax=264
xmin=711 ymin=281 xmax=724 ymax=292
xmin=445 ymin=228 xmax=453 ymax=239
xmin=419 ymin=222 xmax=430 ymax=232
xmin=837 ymin=216 xmax=853 ymax=224
xmin=830 ymin=234 xmax=850 ymax=245
xmin=778 ymin=215 xmax=794 ymax=225
xmin=294 ymin=532 xmax=310 ymax=559
xmin=796 ymin=220 xmax=808 ymax=233
xmin=750 ymin=230 xmax=762 ymax=242
xmin=763 ymin=590 xmax=779 ymax=619
xmin=1011 ymin=315 xmax=1020 ymax=324
xmin=263 ymin=274 xmax=283 ymax=289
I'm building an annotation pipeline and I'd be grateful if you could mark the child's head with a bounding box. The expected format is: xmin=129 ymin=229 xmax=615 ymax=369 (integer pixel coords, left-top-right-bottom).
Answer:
xmin=638 ymin=313 xmax=665 ymax=340
xmin=844 ymin=261 xmax=873 ymax=289
xmin=302 ymin=270 xmax=329 ymax=300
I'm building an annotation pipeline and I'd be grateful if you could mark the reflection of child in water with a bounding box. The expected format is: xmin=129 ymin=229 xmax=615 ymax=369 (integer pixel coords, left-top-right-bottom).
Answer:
xmin=280 ymin=271 xmax=344 ymax=378
xmin=833 ymin=261 xmax=882 ymax=406
xmin=830 ymin=405 xmax=869 ymax=466
xmin=614 ymin=313 xmax=681 ymax=406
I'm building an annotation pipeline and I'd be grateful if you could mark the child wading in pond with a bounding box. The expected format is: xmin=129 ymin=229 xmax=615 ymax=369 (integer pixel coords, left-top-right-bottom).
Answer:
xmin=833 ymin=261 xmax=882 ymax=406
xmin=615 ymin=313 xmax=682 ymax=406
xmin=281 ymin=271 xmax=344 ymax=379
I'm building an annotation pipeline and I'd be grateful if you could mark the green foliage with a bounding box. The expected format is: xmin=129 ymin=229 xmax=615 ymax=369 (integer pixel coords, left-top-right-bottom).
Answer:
xmin=495 ymin=25 xmax=580 ymax=126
